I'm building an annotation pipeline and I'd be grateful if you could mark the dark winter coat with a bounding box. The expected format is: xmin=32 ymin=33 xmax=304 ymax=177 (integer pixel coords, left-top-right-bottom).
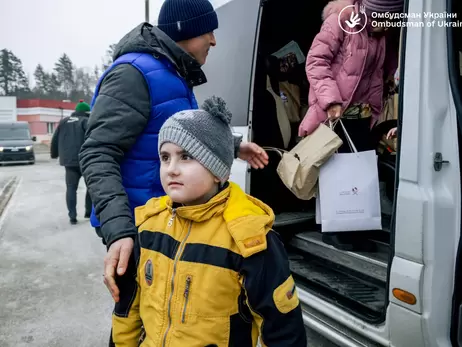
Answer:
xmin=50 ymin=111 xmax=89 ymax=167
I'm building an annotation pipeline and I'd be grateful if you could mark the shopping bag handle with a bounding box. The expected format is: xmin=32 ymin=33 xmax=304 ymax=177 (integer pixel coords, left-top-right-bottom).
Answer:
xmin=261 ymin=146 xmax=287 ymax=159
xmin=328 ymin=119 xmax=358 ymax=154
xmin=338 ymin=119 xmax=358 ymax=153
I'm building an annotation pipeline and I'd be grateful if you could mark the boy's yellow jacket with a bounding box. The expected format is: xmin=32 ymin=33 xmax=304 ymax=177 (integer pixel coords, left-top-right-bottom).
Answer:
xmin=112 ymin=182 xmax=306 ymax=347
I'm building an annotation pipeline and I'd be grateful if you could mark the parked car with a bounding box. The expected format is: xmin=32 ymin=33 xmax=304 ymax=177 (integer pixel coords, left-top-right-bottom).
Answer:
xmin=0 ymin=121 xmax=36 ymax=165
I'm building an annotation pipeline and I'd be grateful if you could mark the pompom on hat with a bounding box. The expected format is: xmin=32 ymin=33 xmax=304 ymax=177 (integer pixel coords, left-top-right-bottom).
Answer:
xmin=75 ymin=99 xmax=90 ymax=113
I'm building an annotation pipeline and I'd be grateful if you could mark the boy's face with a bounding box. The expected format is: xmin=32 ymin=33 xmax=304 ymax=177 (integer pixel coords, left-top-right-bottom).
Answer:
xmin=160 ymin=143 xmax=220 ymax=205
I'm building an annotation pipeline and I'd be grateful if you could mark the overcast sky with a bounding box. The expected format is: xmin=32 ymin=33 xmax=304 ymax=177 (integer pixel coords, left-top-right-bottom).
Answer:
xmin=1 ymin=0 xmax=165 ymax=77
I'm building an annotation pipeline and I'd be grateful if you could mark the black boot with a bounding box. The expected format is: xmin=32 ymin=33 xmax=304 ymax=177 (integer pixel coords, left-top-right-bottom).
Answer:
xmin=322 ymin=233 xmax=355 ymax=251
xmin=322 ymin=232 xmax=376 ymax=252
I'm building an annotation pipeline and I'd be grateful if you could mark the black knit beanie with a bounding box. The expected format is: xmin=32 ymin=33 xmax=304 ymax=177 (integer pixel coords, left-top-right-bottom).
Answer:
xmin=157 ymin=0 xmax=219 ymax=42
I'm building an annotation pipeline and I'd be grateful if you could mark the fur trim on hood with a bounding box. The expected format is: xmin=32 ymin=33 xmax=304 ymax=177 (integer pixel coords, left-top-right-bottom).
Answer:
xmin=322 ymin=0 xmax=359 ymax=21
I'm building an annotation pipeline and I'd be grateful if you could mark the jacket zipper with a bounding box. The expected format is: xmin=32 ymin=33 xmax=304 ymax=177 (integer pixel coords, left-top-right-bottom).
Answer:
xmin=161 ymin=221 xmax=192 ymax=347
xmin=167 ymin=208 xmax=176 ymax=227
xmin=181 ymin=276 xmax=192 ymax=323
xmin=343 ymin=37 xmax=369 ymax=115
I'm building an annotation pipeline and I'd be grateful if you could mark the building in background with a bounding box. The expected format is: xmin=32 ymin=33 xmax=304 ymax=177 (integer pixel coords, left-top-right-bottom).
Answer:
xmin=0 ymin=96 xmax=18 ymax=122
xmin=16 ymin=99 xmax=77 ymax=144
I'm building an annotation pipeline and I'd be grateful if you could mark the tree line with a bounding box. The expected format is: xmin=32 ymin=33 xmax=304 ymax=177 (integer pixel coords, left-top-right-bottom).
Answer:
xmin=0 ymin=45 xmax=116 ymax=103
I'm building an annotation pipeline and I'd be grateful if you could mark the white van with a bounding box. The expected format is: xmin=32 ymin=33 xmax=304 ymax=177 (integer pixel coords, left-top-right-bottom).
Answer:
xmin=195 ymin=0 xmax=462 ymax=346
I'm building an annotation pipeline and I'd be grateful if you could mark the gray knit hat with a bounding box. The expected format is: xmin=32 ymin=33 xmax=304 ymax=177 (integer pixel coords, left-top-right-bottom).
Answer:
xmin=158 ymin=96 xmax=234 ymax=182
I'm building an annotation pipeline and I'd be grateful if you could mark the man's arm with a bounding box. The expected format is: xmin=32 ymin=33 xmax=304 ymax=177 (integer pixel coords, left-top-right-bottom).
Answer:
xmin=79 ymin=64 xmax=150 ymax=247
xmin=50 ymin=119 xmax=64 ymax=159
xmin=241 ymin=231 xmax=307 ymax=346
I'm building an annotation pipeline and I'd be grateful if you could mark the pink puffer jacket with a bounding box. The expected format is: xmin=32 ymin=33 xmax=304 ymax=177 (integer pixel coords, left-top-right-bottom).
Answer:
xmin=298 ymin=0 xmax=399 ymax=136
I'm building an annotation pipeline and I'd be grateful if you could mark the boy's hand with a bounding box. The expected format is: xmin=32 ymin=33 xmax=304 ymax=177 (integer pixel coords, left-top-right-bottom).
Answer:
xmin=238 ymin=142 xmax=269 ymax=169
xmin=104 ymin=237 xmax=134 ymax=302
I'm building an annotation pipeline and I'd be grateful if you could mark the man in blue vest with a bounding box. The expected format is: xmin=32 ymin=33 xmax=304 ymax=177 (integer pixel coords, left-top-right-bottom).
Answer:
xmin=80 ymin=0 xmax=269 ymax=302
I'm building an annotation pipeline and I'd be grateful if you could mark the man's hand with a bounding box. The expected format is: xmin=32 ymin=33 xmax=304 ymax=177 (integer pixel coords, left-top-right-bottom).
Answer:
xmin=238 ymin=142 xmax=269 ymax=169
xmin=327 ymin=104 xmax=342 ymax=120
xmin=103 ymin=237 xmax=134 ymax=302
xmin=386 ymin=127 xmax=397 ymax=139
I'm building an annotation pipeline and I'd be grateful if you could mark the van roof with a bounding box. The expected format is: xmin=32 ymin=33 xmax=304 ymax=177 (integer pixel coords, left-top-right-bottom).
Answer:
xmin=0 ymin=121 xmax=29 ymax=127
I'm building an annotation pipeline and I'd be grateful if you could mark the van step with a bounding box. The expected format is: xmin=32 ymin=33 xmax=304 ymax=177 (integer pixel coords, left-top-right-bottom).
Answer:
xmin=289 ymin=232 xmax=389 ymax=283
xmin=289 ymin=252 xmax=385 ymax=319
xmin=274 ymin=211 xmax=315 ymax=228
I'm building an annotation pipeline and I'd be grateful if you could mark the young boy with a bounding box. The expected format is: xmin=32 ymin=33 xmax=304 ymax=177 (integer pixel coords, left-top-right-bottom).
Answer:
xmin=111 ymin=96 xmax=307 ymax=346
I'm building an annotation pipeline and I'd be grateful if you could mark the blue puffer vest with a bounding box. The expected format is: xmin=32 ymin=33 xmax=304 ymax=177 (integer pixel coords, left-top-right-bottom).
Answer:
xmin=89 ymin=52 xmax=198 ymax=228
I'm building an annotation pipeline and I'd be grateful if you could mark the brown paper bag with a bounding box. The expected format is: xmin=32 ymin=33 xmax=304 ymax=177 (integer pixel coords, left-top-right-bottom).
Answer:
xmin=264 ymin=123 xmax=343 ymax=200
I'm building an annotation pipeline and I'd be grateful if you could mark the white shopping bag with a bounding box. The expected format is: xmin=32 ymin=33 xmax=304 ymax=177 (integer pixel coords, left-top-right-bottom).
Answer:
xmin=318 ymin=120 xmax=382 ymax=232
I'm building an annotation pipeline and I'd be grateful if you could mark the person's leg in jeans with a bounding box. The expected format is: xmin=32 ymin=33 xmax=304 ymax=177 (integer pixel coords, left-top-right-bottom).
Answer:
xmin=65 ymin=166 xmax=80 ymax=224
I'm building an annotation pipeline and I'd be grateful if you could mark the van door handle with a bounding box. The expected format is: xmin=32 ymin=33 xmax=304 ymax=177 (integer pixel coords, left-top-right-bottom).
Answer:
xmin=434 ymin=152 xmax=450 ymax=171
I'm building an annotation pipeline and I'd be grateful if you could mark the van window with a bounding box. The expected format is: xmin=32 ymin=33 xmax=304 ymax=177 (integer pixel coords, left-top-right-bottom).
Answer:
xmin=0 ymin=127 xmax=30 ymax=140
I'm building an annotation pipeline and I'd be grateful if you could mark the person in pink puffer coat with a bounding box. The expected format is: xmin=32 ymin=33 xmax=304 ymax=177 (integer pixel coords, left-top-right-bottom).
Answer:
xmin=299 ymin=0 xmax=402 ymax=143
xmin=301 ymin=0 xmax=403 ymax=250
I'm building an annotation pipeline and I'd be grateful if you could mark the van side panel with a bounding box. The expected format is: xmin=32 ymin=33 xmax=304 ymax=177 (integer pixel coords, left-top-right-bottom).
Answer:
xmin=194 ymin=0 xmax=261 ymax=127
xmin=392 ymin=0 xmax=461 ymax=346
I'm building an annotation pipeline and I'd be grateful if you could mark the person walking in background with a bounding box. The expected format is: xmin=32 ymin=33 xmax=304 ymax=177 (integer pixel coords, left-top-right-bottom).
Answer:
xmin=80 ymin=0 xmax=269 ymax=304
xmin=51 ymin=100 xmax=92 ymax=225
